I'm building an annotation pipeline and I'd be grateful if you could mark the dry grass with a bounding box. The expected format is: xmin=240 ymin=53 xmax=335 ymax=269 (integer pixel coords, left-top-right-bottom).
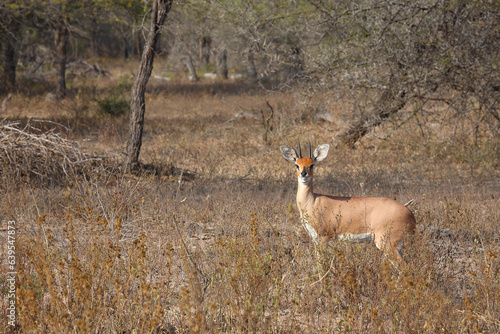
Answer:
xmin=0 ymin=61 xmax=499 ymax=333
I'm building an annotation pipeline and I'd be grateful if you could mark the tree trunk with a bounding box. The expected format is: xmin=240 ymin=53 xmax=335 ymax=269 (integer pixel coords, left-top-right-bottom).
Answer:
xmin=3 ymin=37 xmax=16 ymax=91
xmin=124 ymin=36 xmax=132 ymax=59
xmin=3 ymin=41 xmax=16 ymax=91
xmin=336 ymin=88 xmax=408 ymax=147
xmin=290 ymin=47 xmax=303 ymax=72
xmin=186 ymin=54 xmax=199 ymax=81
xmin=246 ymin=49 xmax=257 ymax=79
xmin=200 ymin=36 xmax=211 ymax=67
xmin=90 ymin=24 xmax=102 ymax=57
xmin=135 ymin=29 xmax=144 ymax=59
xmin=216 ymin=48 xmax=228 ymax=79
xmin=3 ymin=20 xmax=19 ymax=91
xmin=124 ymin=0 xmax=173 ymax=171
xmin=54 ymin=18 xmax=69 ymax=99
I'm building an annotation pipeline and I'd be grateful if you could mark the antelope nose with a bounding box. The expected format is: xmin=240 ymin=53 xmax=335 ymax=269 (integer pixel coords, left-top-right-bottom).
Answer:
xmin=300 ymin=170 xmax=308 ymax=177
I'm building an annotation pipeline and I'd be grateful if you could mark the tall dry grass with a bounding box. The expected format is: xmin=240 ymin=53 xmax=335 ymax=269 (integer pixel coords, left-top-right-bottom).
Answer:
xmin=0 ymin=65 xmax=498 ymax=333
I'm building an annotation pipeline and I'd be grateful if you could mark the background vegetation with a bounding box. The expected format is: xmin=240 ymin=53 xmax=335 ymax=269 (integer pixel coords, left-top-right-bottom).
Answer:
xmin=0 ymin=0 xmax=499 ymax=332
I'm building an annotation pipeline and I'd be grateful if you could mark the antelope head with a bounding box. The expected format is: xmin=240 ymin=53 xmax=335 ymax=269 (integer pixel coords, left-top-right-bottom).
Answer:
xmin=280 ymin=142 xmax=329 ymax=186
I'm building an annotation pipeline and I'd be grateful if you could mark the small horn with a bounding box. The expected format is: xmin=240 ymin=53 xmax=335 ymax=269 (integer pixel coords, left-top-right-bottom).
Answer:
xmin=309 ymin=141 xmax=312 ymax=159
xmin=298 ymin=141 xmax=302 ymax=158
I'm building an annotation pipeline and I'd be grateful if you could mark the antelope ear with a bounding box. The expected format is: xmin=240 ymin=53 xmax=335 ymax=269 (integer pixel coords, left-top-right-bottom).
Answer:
xmin=280 ymin=146 xmax=298 ymax=163
xmin=313 ymin=144 xmax=329 ymax=162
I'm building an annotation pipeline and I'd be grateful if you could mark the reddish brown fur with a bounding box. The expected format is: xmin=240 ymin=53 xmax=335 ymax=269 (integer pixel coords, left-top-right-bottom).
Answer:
xmin=283 ymin=144 xmax=417 ymax=261
xmin=296 ymin=158 xmax=314 ymax=175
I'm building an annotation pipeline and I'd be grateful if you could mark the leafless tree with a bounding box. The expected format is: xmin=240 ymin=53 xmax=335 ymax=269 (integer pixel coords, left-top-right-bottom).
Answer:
xmin=124 ymin=0 xmax=173 ymax=172
xmin=53 ymin=16 xmax=69 ymax=99
xmin=216 ymin=48 xmax=228 ymax=79
xmin=210 ymin=0 xmax=499 ymax=144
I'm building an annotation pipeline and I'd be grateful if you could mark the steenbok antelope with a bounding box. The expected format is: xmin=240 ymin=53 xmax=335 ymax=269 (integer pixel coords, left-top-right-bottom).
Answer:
xmin=280 ymin=142 xmax=416 ymax=260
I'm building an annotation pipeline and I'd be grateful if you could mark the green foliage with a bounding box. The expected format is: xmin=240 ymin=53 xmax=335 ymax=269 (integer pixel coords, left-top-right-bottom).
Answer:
xmin=95 ymin=76 xmax=132 ymax=117
xmin=96 ymin=95 xmax=129 ymax=117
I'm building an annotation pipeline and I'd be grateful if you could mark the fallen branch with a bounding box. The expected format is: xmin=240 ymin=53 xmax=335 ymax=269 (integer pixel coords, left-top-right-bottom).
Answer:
xmin=0 ymin=120 xmax=102 ymax=184
xmin=337 ymin=86 xmax=408 ymax=147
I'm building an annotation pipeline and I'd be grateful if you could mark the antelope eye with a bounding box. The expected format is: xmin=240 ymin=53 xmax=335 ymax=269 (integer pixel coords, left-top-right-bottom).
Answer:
xmin=295 ymin=165 xmax=300 ymax=170
xmin=309 ymin=165 xmax=314 ymax=171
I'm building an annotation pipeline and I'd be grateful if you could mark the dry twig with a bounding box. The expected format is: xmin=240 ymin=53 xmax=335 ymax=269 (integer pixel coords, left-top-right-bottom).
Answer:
xmin=0 ymin=120 xmax=102 ymax=183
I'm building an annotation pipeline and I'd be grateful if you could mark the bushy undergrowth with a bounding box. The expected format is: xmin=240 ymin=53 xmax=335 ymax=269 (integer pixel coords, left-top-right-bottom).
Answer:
xmin=0 ymin=78 xmax=498 ymax=333
xmin=96 ymin=96 xmax=129 ymax=117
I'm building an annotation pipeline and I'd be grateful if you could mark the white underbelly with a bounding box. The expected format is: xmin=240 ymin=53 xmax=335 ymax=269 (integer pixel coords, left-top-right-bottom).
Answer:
xmin=338 ymin=233 xmax=373 ymax=243
xmin=301 ymin=221 xmax=379 ymax=249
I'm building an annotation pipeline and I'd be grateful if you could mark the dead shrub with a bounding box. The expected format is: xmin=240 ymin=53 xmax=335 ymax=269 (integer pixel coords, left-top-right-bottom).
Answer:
xmin=0 ymin=120 xmax=103 ymax=186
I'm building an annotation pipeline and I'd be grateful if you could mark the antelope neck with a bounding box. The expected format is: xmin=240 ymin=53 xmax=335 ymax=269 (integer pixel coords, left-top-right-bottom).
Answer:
xmin=297 ymin=179 xmax=315 ymax=216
